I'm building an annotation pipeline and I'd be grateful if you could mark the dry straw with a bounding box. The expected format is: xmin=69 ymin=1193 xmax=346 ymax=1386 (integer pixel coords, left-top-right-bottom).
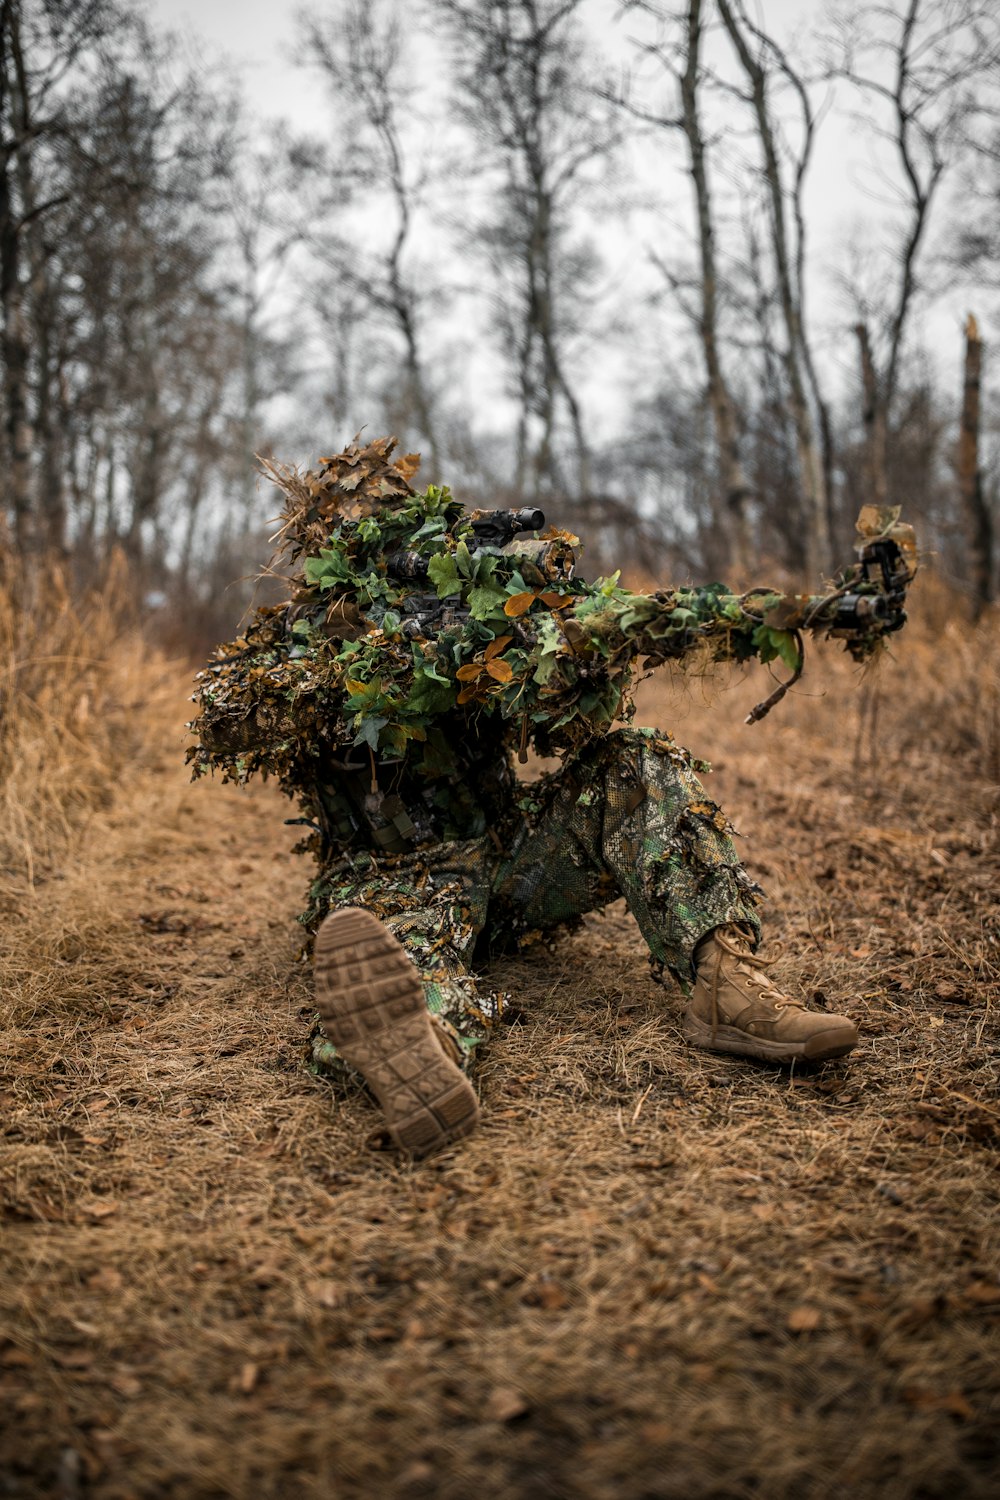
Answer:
xmin=0 ymin=551 xmax=177 ymax=887
xmin=0 ymin=566 xmax=997 ymax=1499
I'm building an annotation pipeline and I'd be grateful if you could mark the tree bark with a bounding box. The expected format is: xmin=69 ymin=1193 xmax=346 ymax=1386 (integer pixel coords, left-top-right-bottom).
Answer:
xmin=0 ymin=0 xmax=34 ymax=552
xmin=959 ymin=312 xmax=993 ymax=617
xmin=18 ymin=113 xmax=64 ymax=553
xmin=716 ymin=0 xmax=830 ymax=578
xmin=855 ymin=321 xmax=888 ymax=507
xmin=680 ymin=0 xmax=749 ymax=576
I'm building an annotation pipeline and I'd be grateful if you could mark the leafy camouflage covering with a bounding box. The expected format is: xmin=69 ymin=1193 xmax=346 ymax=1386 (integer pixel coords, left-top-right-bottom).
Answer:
xmin=187 ymin=436 xmax=915 ymax=1073
xmin=189 ymin=437 xmax=913 ymax=839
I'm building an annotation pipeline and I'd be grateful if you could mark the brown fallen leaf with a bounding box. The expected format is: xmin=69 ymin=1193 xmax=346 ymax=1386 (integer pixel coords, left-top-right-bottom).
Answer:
xmin=486 ymin=1386 xmax=528 ymax=1423
xmin=87 ymin=1267 xmax=123 ymax=1294
xmin=239 ymin=1361 xmax=259 ymax=1394
xmin=79 ymin=1199 xmax=118 ymax=1220
xmin=308 ymin=1279 xmax=341 ymax=1309
xmin=54 ymin=1349 xmax=93 ymax=1370
xmin=895 ymin=1296 xmax=946 ymax=1332
xmin=535 ymin=1279 xmax=568 ymax=1310
xmin=786 ymin=1305 xmax=822 ymax=1333
xmin=903 ymin=1386 xmax=973 ymax=1420
xmin=964 ymin=1280 xmax=1000 ymax=1305
xmin=0 ymin=1347 xmax=33 ymax=1368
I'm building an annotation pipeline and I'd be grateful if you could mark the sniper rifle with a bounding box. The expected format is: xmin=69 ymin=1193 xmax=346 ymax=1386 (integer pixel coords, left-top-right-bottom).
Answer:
xmin=385 ymin=502 xmax=917 ymax=721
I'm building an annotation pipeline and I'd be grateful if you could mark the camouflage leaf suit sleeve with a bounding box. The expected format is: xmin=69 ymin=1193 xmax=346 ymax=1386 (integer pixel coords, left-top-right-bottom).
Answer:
xmin=189 ymin=438 xmax=914 ymax=1078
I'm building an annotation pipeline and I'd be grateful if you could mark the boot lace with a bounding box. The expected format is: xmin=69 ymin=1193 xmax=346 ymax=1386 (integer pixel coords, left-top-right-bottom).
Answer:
xmin=707 ymin=925 xmax=805 ymax=1040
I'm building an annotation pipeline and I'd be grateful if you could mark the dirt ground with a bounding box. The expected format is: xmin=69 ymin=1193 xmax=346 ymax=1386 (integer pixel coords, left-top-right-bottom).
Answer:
xmin=1 ymin=635 xmax=998 ymax=1499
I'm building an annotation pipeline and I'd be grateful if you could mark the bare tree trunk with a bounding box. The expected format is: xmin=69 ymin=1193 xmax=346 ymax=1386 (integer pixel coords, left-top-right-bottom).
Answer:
xmin=384 ymin=144 xmax=440 ymax=482
xmin=534 ymin=177 xmax=589 ymax=496
xmin=0 ymin=0 xmax=34 ymax=553
xmin=305 ymin=1 xmax=441 ymax=478
xmin=241 ymin=269 xmax=260 ymax=515
xmin=18 ymin=126 xmax=65 ymax=553
xmin=716 ymin=0 xmax=830 ymax=578
xmin=178 ymin=448 xmax=208 ymax=597
xmin=959 ymin=313 xmax=993 ymax=617
xmin=681 ymin=0 xmax=749 ymax=575
xmin=834 ymin=0 xmax=983 ymax=544
xmin=0 ymin=172 xmax=32 ymax=549
xmin=437 ymin=0 xmax=607 ymax=505
xmin=855 ymin=321 xmax=888 ymax=507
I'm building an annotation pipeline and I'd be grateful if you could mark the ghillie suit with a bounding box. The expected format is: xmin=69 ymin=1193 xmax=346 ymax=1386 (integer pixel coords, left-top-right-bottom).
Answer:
xmin=189 ymin=437 xmax=916 ymax=1119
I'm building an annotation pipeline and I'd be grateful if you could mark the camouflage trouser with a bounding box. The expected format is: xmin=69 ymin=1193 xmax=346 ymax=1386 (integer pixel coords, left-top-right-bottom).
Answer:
xmin=308 ymin=727 xmax=762 ymax=1082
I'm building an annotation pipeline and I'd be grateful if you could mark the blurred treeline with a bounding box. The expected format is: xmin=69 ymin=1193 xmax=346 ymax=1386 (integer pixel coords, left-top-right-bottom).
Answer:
xmin=1 ymin=0 xmax=999 ymax=650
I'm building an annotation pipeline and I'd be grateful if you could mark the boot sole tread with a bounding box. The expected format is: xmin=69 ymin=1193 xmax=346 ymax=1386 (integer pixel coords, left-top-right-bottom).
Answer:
xmin=315 ymin=908 xmax=479 ymax=1156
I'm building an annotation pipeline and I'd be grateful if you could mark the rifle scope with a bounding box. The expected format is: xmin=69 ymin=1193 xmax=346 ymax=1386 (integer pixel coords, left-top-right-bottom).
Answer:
xmin=386 ymin=506 xmax=546 ymax=584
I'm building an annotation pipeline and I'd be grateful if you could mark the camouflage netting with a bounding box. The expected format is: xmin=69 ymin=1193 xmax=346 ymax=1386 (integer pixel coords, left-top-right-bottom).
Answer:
xmin=188 ymin=436 xmax=915 ymax=817
xmin=188 ymin=436 xmax=916 ymax=1070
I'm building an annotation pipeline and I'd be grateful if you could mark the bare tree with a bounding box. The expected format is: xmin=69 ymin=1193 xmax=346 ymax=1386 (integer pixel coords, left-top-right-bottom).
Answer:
xmin=829 ymin=0 xmax=1000 ymax=514
xmin=0 ymin=0 xmax=34 ymax=549
xmin=619 ymin=0 xmax=752 ymax=575
xmin=302 ymin=0 xmax=442 ymax=476
xmin=219 ymin=131 xmax=318 ymax=511
xmin=436 ymin=0 xmax=621 ymax=503
xmin=0 ymin=0 xmax=105 ymax=550
xmin=0 ymin=0 xmax=250 ymax=572
xmin=715 ymin=0 xmax=832 ymax=577
xmin=958 ymin=313 xmax=993 ymax=614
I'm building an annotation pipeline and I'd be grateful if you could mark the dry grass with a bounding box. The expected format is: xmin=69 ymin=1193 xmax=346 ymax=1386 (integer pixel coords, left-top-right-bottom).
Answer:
xmin=1 ymin=577 xmax=998 ymax=1499
xmin=0 ymin=552 xmax=177 ymax=890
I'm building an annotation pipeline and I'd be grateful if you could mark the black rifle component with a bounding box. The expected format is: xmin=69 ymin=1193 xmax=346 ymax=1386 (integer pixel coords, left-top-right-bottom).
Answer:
xmin=832 ymin=537 xmax=911 ymax=635
xmin=385 ymin=507 xmax=545 ymax=585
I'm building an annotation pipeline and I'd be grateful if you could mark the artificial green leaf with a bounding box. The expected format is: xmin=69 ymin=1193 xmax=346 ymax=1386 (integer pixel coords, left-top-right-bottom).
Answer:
xmin=353 ymin=715 xmax=388 ymax=750
xmin=427 ymin=552 xmax=462 ymax=599
xmin=304 ymin=547 xmax=353 ymax=589
xmin=406 ymin=674 xmax=455 ymax=715
xmin=752 ymin=626 xmax=801 ymax=671
xmin=469 ymin=585 xmax=506 ymax=621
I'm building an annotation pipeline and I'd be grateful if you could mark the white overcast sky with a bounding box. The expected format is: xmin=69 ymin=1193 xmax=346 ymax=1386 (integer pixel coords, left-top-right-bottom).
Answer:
xmin=140 ymin=0 xmax=985 ymax=435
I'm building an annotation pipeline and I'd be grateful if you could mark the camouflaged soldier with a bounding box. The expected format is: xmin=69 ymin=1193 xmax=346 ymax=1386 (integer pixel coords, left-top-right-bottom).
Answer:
xmin=190 ymin=437 xmax=916 ymax=1157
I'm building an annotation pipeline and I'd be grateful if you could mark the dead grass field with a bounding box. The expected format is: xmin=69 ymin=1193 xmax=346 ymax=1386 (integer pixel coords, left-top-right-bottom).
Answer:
xmin=1 ymin=582 xmax=998 ymax=1499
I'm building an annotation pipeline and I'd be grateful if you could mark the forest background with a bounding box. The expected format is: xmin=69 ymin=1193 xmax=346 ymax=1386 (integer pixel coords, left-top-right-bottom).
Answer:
xmin=2 ymin=0 xmax=1000 ymax=640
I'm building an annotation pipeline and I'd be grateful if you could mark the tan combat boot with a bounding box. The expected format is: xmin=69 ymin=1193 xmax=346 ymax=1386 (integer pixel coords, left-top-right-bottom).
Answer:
xmin=314 ymin=907 xmax=480 ymax=1157
xmin=684 ymin=924 xmax=858 ymax=1063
